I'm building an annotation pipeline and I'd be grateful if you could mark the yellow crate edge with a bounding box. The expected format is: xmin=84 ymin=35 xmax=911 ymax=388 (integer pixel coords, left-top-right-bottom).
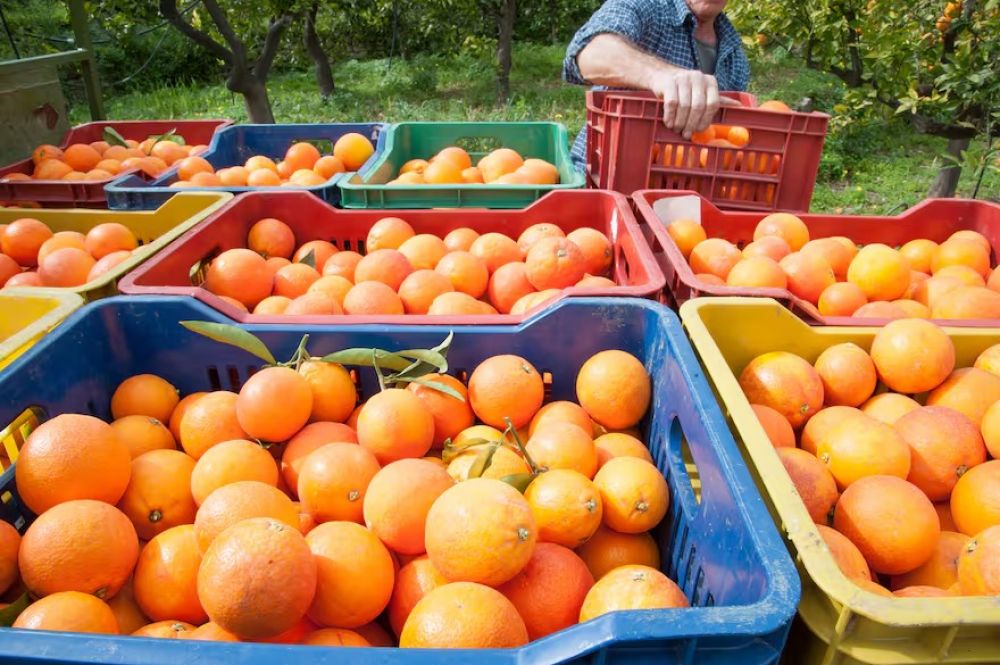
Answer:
xmin=0 ymin=191 xmax=232 ymax=302
xmin=679 ymin=296 xmax=1000 ymax=627
xmin=0 ymin=288 xmax=83 ymax=369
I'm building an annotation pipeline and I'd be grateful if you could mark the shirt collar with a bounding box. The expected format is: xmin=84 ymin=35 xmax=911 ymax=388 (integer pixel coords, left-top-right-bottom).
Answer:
xmin=670 ymin=0 xmax=695 ymax=26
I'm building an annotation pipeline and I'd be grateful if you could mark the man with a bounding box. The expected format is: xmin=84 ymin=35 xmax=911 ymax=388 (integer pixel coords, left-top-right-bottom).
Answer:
xmin=563 ymin=0 xmax=750 ymax=169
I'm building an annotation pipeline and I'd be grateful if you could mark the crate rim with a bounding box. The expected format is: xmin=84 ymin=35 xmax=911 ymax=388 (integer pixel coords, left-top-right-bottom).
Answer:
xmin=586 ymin=89 xmax=832 ymax=121
xmin=0 ymin=288 xmax=84 ymax=365
xmin=679 ymin=295 xmax=1000 ymax=626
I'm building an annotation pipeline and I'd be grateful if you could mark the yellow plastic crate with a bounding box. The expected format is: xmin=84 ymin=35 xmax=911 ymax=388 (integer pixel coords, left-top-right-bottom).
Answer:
xmin=0 ymin=192 xmax=231 ymax=301
xmin=0 ymin=288 xmax=82 ymax=374
xmin=679 ymin=297 xmax=1000 ymax=665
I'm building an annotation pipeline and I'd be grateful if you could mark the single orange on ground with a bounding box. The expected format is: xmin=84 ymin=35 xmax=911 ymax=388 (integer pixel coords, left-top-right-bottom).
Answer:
xmin=399 ymin=581 xmax=528 ymax=648
xmin=133 ymin=524 xmax=207 ymax=624
xmin=869 ymin=318 xmax=955 ymax=394
xmin=579 ymin=564 xmax=688 ymax=622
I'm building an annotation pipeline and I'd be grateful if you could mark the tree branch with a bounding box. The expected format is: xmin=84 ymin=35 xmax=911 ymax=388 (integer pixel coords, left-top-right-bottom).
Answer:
xmin=256 ymin=14 xmax=292 ymax=81
xmin=200 ymin=0 xmax=247 ymax=65
xmin=159 ymin=0 xmax=233 ymax=64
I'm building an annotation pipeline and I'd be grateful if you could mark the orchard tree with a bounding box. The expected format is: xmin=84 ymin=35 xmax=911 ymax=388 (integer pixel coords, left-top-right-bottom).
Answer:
xmin=734 ymin=0 xmax=1000 ymax=196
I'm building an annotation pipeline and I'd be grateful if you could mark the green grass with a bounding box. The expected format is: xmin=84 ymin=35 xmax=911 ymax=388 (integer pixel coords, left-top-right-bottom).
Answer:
xmin=70 ymin=43 xmax=998 ymax=212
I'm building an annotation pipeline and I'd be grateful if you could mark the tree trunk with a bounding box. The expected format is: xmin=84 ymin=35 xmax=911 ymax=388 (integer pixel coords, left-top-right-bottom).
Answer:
xmin=304 ymin=2 xmax=334 ymax=97
xmin=928 ymin=136 xmax=971 ymax=198
xmin=240 ymin=78 xmax=276 ymax=123
xmin=496 ymin=0 xmax=516 ymax=103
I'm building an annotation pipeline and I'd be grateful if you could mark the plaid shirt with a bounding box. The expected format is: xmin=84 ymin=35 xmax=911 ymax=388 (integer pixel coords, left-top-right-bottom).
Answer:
xmin=563 ymin=0 xmax=751 ymax=168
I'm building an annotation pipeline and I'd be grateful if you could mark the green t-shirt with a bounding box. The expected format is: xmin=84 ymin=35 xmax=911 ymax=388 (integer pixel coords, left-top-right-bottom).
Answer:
xmin=694 ymin=38 xmax=718 ymax=75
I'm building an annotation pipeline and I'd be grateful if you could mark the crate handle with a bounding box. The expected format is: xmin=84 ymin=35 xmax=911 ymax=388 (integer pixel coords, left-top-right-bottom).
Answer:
xmin=666 ymin=417 xmax=703 ymax=515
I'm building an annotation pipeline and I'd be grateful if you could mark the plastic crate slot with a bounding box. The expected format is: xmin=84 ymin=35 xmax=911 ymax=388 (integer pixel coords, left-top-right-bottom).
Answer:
xmin=691 ymin=565 xmax=707 ymax=606
xmin=206 ymin=366 xmax=222 ymax=391
xmin=541 ymin=371 xmax=553 ymax=400
xmin=455 ymin=369 xmax=469 ymax=383
xmin=1 ymin=491 xmax=11 ymax=505
xmin=227 ymin=366 xmax=244 ymax=392
xmin=454 ymin=136 xmax=503 ymax=154
xmin=85 ymin=399 xmax=98 ymax=417
xmin=0 ymin=407 xmax=43 ymax=471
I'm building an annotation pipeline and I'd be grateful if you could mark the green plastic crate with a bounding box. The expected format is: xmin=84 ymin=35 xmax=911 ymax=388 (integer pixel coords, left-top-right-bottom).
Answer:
xmin=338 ymin=121 xmax=585 ymax=209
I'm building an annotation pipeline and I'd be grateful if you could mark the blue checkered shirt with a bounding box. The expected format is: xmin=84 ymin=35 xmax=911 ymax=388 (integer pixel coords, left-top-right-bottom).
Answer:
xmin=563 ymin=0 xmax=751 ymax=168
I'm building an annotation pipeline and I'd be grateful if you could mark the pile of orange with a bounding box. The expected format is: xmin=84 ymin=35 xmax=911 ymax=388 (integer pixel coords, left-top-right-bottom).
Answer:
xmin=386 ymin=146 xmax=560 ymax=186
xmin=1 ymin=218 xmax=139 ymax=288
xmin=200 ymin=215 xmax=616 ymax=317
xmin=669 ymin=211 xmax=1000 ymax=320
xmin=742 ymin=317 xmax=1000 ymax=597
xmin=0 ymin=137 xmax=208 ymax=183
xmin=0 ymin=347 xmax=692 ymax=648
xmin=169 ymin=134 xmax=374 ymax=189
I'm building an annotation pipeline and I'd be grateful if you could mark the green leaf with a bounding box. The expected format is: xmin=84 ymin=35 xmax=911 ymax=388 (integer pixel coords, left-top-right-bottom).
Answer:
xmin=441 ymin=436 xmax=493 ymax=463
xmin=394 ymin=376 xmax=465 ymax=401
xmin=180 ymin=321 xmax=277 ymax=365
xmin=319 ymin=348 xmax=415 ymax=372
xmin=0 ymin=592 xmax=30 ymax=627
xmin=393 ymin=349 xmax=449 ymax=373
xmin=500 ymin=473 xmax=537 ymax=493
xmin=298 ymin=249 xmax=316 ymax=269
xmin=103 ymin=126 xmax=128 ymax=147
xmin=149 ymin=128 xmax=184 ymax=146
xmin=467 ymin=442 xmax=499 ymax=479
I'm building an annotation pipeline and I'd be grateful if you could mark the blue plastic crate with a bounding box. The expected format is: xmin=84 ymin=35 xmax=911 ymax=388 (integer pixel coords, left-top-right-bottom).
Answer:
xmin=0 ymin=296 xmax=798 ymax=665
xmin=104 ymin=123 xmax=386 ymax=210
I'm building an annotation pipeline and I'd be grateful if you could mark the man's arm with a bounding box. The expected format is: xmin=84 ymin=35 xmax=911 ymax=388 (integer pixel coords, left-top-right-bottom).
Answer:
xmin=577 ymin=34 xmax=721 ymax=138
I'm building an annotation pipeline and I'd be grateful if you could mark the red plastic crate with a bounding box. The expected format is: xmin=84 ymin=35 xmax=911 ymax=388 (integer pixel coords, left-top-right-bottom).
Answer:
xmin=118 ymin=189 xmax=665 ymax=324
xmin=634 ymin=189 xmax=1000 ymax=326
xmin=586 ymin=91 xmax=829 ymax=212
xmin=0 ymin=119 xmax=232 ymax=208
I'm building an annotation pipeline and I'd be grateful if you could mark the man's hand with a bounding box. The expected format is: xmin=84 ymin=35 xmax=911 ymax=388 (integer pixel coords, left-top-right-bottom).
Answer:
xmin=650 ymin=70 xmax=727 ymax=139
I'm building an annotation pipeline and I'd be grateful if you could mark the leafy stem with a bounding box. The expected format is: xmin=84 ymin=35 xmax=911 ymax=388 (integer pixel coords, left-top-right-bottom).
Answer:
xmin=504 ymin=416 xmax=542 ymax=474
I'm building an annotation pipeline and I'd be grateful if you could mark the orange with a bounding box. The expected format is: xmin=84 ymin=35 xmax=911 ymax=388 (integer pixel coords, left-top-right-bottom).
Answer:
xmin=893 ymin=585 xmax=952 ymax=597
xmin=363 ymin=458 xmax=455 ymax=555
xmin=400 ymin=158 xmax=429 ymax=175
xmin=0 ymin=254 xmax=20 ymax=284
xmin=833 ymin=475 xmax=940 ymax=575
xmin=852 ymin=301 xmax=907 ymax=319
xmin=900 ymin=238 xmax=939 ymax=274
xmin=217 ymin=167 xmax=249 ymax=186
xmin=816 ymin=524 xmax=872 ymax=581
xmin=594 ymin=432 xmax=653 ymax=468
xmin=273 ymin=262 xmax=320 ymax=298
xmin=508 ymin=288 xmax=560 ymax=315
xmin=517 ymin=222 xmax=565 ymax=252
xmin=236 ymin=366 xmax=313 ymax=442
xmin=38 ymin=247 xmax=95 ymax=287
xmin=446 ymin=443 xmax=531 ymax=481
xmin=750 ymin=404 xmax=796 ymax=448
xmin=306 ymin=521 xmax=394 ymax=627
xmin=776 ymin=447 xmax=839 ymax=524
xmin=178 ymin=391 xmax=247 ymax=460
xmin=468 ymin=354 xmax=544 ymax=429
xmin=111 ymin=374 xmax=179 ymax=424
xmin=593 ymin=457 xmax=668 ymax=533
xmin=15 ymin=413 xmax=131 ymax=515
xmin=936 ymin=502 xmax=959 ymax=532
xmin=357 ymin=388 xmax=434 ymax=463
xmin=323 ymin=250 xmax=363 ymax=280
xmin=94 ymin=159 xmax=122 ymax=175
xmin=0 ymin=521 xmax=21 ymax=595
xmin=198 ymin=517 xmax=316 ymax=639
xmin=388 ymin=556 xmax=448 ymax=637
xmin=63 ymin=144 xmax=102 ymax=172
xmin=743 ymin=235 xmax=792 ymax=262
xmin=779 ymin=252 xmax=836 ymax=304
xmin=407 ymin=373 xmax=474 ymax=447
xmin=293 ymin=239 xmax=338 ymax=271
xmin=957 ymin=525 xmax=1000 ymax=595
xmin=33 ymin=158 xmax=73 ymax=181
xmin=2 ymin=217 xmax=53 ymax=267
xmin=88 ymin=250 xmax=131 ymax=281
xmin=469 ymin=232 xmax=523 ymax=274
xmin=252 ymin=295 xmax=290 ymax=315
xmin=520 ymin=158 xmax=559 ymax=184
xmin=566 ymin=228 xmax=612 ymax=277
xmin=246 ymin=169 xmax=281 ymax=186
xmin=12 ymin=591 xmax=118 ymax=633
xmin=133 ymin=524 xmax=207 ymax=623
xmin=935 ymin=264 xmax=986 ymax=287
xmin=31 ymin=144 xmax=63 ymax=164
xmin=244 ymin=155 xmax=277 ymax=173
xmin=343 ymin=280 xmax=405 ymax=315
xmin=913 ymin=275 xmax=964 ymax=309
xmin=117 ymin=449 xmax=197 ymax=540
xmin=299 ymin=275 xmax=350 ymax=308
xmin=847 ymin=244 xmax=912 ymax=301
xmin=529 ymin=400 xmax=594 ymax=438
xmin=366 ymin=217 xmax=415 ymax=251
xmin=860 ymin=392 xmax=920 ymax=425
xmin=890 ymin=530 xmax=967 ymax=591
xmin=576 ymin=350 xmax=651 ymax=430
xmin=284 ymin=142 xmax=321 ymax=171
xmin=980 ymin=400 xmax=1000 ymax=459
xmin=168 ymin=392 xmax=207 ymax=442
xmin=435 ymin=250 xmax=490 ymax=298
xmin=816 ymin=413 xmax=911 ymax=488
xmin=665 ymin=219 xmax=707 ymax=258
xmin=726 ymin=256 xmax=787 ymax=288
xmin=479 ymin=148 xmax=524 ymax=183
xmin=190 ymin=439 xmax=278 ymax=506
xmin=106 ymin=580 xmax=148 ymax=634
xmin=297 ymin=442 xmax=380 ymax=524
xmin=400 ymin=581 xmax=528 ymax=648
xmin=931 ymin=238 xmax=990 ymax=277
xmin=354 ymin=248 xmax=414 ymax=291
xmin=19 ymin=499 xmax=138 ymax=599
xmin=497 ymin=543 xmax=594 ymax=640
xmin=185 ymin=621 xmax=240 ymax=641
xmin=688 ymin=238 xmax=742 ymax=280
xmin=933 ymin=285 xmax=1000 ymax=319
xmin=485 ymin=262 xmax=535 ymax=314
xmin=176 ymin=156 xmax=213 ymax=181
xmin=813 ymin=342 xmax=876 ymax=407
xmin=799 ymin=406 xmax=866 ymax=454
xmin=893 ymin=298 xmax=931 ymax=318
xmin=313 ymin=155 xmax=345 ymax=180
xmin=950 ymin=460 xmax=1000 ymax=536
xmin=753 ymin=212 xmax=809 ymax=251
xmin=801 ymin=238 xmax=854 ymax=280
xmin=298 ymin=359 xmax=357 ymax=423
xmin=398 ymin=269 xmax=454 ymax=314
xmin=38 ymin=231 xmax=86 ymax=263
xmin=132 ymin=620 xmax=196 ymax=638
xmin=398 ymin=234 xmax=449 ymax=271
xmin=524 ymin=237 xmax=587 ymax=290
xmin=434 ymin=146 xmax=473 ymax=170
xmin=247 ymin=217 xmax=295 ymax=259
xmin=579 ymin=564 xmax=688 ymax=622
xmin=280 ymin=421 xmax=358 ymax=490
xmin=926 ymin=367 xmax=1000 ymax=427
xmin=300 ymin=627 xmax=370 ymax=646
xmin=188 ymin=170 xmax=224 ymax=187
xmin=575 ymin=525 xmax=660 ymax=580
xmin=333 ymin=133 xmax=374 ymax=170
xmin=525 ymin=422 xmax=598 ymax=478
xmin=869 ymin=318 xmax=955 ymax=394
xmin=425 ymin=478 xmax=537 ymax=586
xmin=525 ymin=469 xmax=602 ymax=547
xmin=284 ymin=292 xmax=343 ymax=316
xmin=738 ymin=351 xmax=824 ymax=429
xmin=204 ymin=248 xmax=272 ymax=309
xmin=759 ymin=100 xmax=792 ymax=111
xmin=989 ymin=266 xmax=1000 ymax=293
xmin=949 ymin=229 xmax=991 ymax=253
xmin=194 ymin=480 xmax=298 ymax=552
xmin=443 ymin=227 xmax=480 ymax=252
